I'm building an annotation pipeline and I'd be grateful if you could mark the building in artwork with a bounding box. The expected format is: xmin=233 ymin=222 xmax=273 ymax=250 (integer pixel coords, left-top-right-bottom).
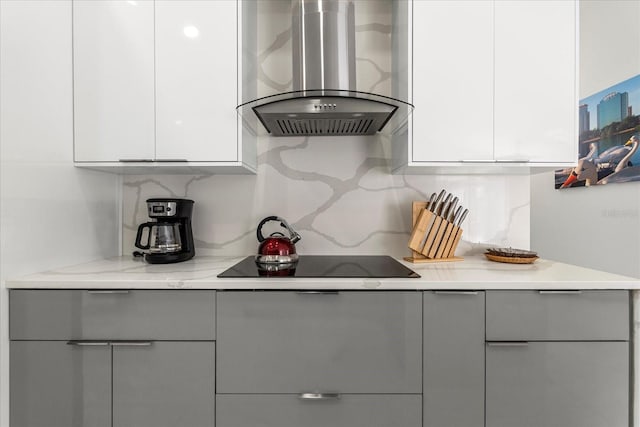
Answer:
xmin=579 ymin=104 xmax=590 ymax=134
xmin=596 ymin=91 xmax=629 ymax=129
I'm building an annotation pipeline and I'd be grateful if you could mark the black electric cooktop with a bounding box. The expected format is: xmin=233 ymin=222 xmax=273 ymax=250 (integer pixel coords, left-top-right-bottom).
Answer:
xmin=217 ymin=255 xmax=420 ymax=278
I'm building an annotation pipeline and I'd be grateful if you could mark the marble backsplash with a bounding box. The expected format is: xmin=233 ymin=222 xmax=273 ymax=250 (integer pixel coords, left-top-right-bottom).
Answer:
xmin=122 ymin=0 xmax=531 ymax=258
xmin=122 ymin=135 xmax=530 ymax=258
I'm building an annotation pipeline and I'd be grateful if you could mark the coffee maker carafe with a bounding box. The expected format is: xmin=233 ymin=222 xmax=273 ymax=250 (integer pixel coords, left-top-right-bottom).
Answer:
xmin=135 ymin=198 xmax=195 ymax=264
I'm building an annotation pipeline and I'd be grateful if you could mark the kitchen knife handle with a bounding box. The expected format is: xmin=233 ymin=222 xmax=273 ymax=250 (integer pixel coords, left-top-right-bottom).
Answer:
xmin=432 ymin=189 xmax=446 ymax=212
xmin=446 ymin=197 xmax=458 ymax=221
xmin=298 ymin=393 xmax=341 ymax=401
xmin=451 ymin=206 xmax=463 ymax=224
xmin=439 ymin=194 xmax=452 ymax=216
xmin=440 ymin=198 xmax=450 ymax=218
xmin=427 ymin=193 xmax=437 ymax=210
xmin=457 ymin=209 xmax=469 ymax=226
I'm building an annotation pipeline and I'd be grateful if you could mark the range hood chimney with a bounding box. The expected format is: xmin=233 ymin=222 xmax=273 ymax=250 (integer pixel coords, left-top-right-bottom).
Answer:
xmin=292 ymin=0 xmax=356 ymax=93
xmin=238 ymin=0 xmax=412 ymax=137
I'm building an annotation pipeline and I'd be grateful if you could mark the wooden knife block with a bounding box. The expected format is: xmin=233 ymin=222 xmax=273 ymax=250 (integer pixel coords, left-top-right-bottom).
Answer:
xmin=404 ymin=201 xmax=464 ymax=263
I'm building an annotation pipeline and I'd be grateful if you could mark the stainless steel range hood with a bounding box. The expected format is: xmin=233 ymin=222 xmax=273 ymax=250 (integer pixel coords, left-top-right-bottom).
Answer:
xmin=237 ymin=0 xmax=412 ymax=137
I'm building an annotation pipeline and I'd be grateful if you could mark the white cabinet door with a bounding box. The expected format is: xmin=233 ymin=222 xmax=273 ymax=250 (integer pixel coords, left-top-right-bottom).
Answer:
xmin=155 ymin=1 xmax=238 ymax=162
xmin=494 ymin=0 xmax=577 ymax=163
xmin=73 ymin=0 xmax=155 ymax=162
xmin=412 ymin=1 xmax=494 ymax=162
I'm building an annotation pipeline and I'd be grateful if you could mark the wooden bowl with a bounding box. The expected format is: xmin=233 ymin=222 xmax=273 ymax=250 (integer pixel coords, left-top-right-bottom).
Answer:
xmin=485 ymin=254 xmax=539 ymax=264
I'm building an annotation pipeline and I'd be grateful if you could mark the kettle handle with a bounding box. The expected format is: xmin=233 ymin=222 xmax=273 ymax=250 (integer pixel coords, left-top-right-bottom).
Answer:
xmin=256 ymin=216 xmax=301 ymax=244
xmin=256 ymin=216 xmax=279 ymax=242
xmin=135 ymin=222 xmax=154 ymax=250
xmin=279 ymin=217 xmax=301 ymax=244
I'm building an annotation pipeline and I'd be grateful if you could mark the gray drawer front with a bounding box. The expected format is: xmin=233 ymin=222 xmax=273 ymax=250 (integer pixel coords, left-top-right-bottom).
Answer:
xmin=486 ymin=290 xmax=628 ymax=341
xmin=10 ymin=290 xmax=216 ymax=340
xmin=216 ymin=394 xmax=422 ymax=427
xmin=216 ymin=291 xmax=422 ymax=393
xmin=486 ymin=341 xmax=628 ymax=427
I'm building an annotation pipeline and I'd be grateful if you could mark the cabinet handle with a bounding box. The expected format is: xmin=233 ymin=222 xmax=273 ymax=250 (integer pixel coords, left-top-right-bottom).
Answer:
xmin=460 ymin=159 xmax=496 ymax=163
xmin=487 ymin=341 xmax=529 ymax=347
xmin=495 ymin=159 xmax=530 ymax=163
xmin=118 ymin=159 xmax=154 ymax=162
xmin=538 ymin=290 xmax=582 ymax=295
xmin=110 ymin=341 xmax=153 ymax=347
xmin=298 ymin=393 xmax=341 ymax=400
xmin=296 ymin=291 xmax=340 ymax=295
xmin=87 ymin=290 xmax=130 ymax=294
xmin=434 ymin=291 xmax=479 ymax=295
xmin=66 ymin=341 xmax=110 ymax=346
xmin=154 ymin=159 xmax=188 ymax=162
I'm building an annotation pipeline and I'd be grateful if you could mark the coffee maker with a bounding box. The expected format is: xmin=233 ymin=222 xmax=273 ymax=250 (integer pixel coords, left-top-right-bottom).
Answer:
xmin=134 ymin=198 xmax=195 ymax=264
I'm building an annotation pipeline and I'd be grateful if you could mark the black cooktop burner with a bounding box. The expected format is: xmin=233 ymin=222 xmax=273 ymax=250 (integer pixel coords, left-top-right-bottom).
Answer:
xmin=217 ymin=255 xmax=420 ymax=278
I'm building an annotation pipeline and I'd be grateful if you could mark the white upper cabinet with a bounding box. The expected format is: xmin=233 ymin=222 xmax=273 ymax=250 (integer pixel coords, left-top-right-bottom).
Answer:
xmin=412 ymin=1 xmax=494 ymax=163
xmin=494 ymin=0 xmax=577 ymax=163
xmin=73 ymin=0 xmax=255 ymax=173
xmin=73 ymin=0 xmax=155 ymax=162
xmin=155 ymin=1 xmax=238 ymax=162
xmin=397 ymin=0 xmax=577 ymax=171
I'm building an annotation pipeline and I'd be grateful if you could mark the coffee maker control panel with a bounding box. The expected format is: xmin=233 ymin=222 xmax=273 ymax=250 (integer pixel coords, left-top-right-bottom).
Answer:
xmin=147 ymin=201 xmax=177 ymax=218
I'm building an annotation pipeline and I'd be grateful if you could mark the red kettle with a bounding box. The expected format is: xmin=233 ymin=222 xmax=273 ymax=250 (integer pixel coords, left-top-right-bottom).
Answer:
xmin=256 ymin=216 xmax=301 ymax=260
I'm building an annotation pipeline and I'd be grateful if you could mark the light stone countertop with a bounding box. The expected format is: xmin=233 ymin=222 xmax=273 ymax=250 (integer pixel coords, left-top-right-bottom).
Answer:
xmin=5 ymin=255 xmax=640 ymax=290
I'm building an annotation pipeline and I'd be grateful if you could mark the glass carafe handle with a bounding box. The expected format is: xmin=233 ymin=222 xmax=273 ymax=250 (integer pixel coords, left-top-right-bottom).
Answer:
xmin=135 ymin=222 xmax=155 ymax=250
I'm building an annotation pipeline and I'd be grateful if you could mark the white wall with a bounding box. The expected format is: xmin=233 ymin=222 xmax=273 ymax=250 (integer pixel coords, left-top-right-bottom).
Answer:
xmin=0 ymin=2 xmax=121 ymax=425
xmin=531 ymin=0 xmax=640 ymax=279
xmin=530 ymin=3 xmax=640 ymax=426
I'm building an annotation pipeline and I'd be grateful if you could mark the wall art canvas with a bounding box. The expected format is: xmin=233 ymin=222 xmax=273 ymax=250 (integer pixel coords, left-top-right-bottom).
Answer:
xmin=555 ymin=73 xmax=640 ymax=189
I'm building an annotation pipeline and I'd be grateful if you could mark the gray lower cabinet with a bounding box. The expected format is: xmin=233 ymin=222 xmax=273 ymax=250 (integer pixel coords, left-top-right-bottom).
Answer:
xmin=485 ymin=290 xmax=630 ymax=427
xmin=11 ymin=341 xmax=111 ymax=427
xmin=216 ymin=291 xmax=422 ymax=427
xmin=216 ymin=394 xmax=422 ymax=427
xmin=423 ymin=291 xmax=484 ymax=427
xmin=10 ymin=290 xmax=216 ymax=427
xmin=10 ymin=288 xmax=632 ymax=427
xmin=486 ymin=341 xmax=629 ymax=427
